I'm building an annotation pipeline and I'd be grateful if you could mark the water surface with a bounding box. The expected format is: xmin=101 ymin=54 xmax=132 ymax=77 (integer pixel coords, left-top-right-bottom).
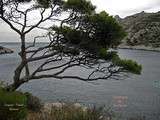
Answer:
xmin=0 ymin=43 xmax=160 ymax=119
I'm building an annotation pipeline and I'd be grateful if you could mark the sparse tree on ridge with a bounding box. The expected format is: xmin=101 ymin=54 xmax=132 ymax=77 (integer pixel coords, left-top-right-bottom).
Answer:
xmin=0 ymin=0 xmax=142 ymax=91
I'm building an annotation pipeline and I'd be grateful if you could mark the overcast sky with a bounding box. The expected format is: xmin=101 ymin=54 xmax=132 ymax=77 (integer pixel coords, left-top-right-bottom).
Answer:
xmin=92 ymin=0 xmax=160 ymax=17
xmin=0 ymin=0 xmax=160 ymax=42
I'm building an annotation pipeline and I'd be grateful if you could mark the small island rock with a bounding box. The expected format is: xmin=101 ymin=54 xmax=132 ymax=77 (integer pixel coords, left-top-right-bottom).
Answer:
xmin=0 ymin=46 xmax=14 ymax=55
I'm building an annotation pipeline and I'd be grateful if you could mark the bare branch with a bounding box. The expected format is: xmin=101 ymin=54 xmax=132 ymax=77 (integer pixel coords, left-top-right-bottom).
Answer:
xmin=0 ymin=15 xmax=21 ymax=34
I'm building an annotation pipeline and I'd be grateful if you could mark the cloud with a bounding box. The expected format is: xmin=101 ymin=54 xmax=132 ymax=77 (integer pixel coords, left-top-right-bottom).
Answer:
xmin=0 ymin=0 xmax=160 ymax=42
xmin=119 ymin=3 xmax=160 ymax=17
xmin=91 ymin=0 xmax=160 ymax=17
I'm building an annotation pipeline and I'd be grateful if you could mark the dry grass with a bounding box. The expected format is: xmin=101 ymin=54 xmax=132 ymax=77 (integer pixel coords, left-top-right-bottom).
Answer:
xmin=27 ymin=103 xmax=113 ymax=120
xmin=27 ymin=102 xmax=147 ymax=120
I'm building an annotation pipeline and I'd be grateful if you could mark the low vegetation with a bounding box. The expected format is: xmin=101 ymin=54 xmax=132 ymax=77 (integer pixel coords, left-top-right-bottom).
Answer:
xmin=25 ymin=92 xmax=43 ymax=112
xmin=27 ymin=103 xmax=114 ymax=120
xmin=98 ymin=49 xmax=142 ymax=74
xmin=0 ymin=84 xmax=146 ymax=120
xmin=0 ymin=86 xmax=27 ymax=120
xmin=112 ymin=54 xmax=142 ymax=74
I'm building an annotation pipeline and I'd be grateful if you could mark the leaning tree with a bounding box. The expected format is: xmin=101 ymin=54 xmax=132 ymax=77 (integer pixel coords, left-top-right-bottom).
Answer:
xmin=0 ymin=0 xmax=142 ymax=91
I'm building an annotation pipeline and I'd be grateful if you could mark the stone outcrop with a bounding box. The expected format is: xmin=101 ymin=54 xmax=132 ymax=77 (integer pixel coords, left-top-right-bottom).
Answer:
xmin=116 ymin=11 xmax=160 ymax=48
xmin=0 ymin=46 xmax=13 ymax=55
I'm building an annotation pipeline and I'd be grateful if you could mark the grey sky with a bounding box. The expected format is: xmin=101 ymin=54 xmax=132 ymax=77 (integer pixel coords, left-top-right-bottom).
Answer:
xmin=91 ymin=0 xmax=160 ymax=17
xmin=0 ymin=0 xmax=160 ymax=42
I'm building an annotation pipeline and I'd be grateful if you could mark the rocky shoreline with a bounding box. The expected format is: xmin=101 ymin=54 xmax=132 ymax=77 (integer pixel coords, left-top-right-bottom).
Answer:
xmin=118 ymin=45 xmax=160 ymax=52
xmin=0 ymin=46 xmax=13 ymax=55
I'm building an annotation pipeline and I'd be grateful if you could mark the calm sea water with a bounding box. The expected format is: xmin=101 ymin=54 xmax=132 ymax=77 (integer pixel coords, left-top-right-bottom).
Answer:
xmin=0 ymin=42 xmax=160 ymax=119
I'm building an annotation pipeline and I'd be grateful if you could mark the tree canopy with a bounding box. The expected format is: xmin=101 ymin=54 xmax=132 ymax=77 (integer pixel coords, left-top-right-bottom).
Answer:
xmin=0 ymin=0 xmax=142 ymax=91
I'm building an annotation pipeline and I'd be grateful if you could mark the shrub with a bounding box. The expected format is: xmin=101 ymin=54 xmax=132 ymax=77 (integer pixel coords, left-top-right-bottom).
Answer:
xmin=112 ymin=55 xmax=142 ymax=74
xmin=99 ymin=48 xmax=108 ymax=58
xmin=0 ymin=88 xmax=27 ymax=120
xmin=98 ymin=49 xmax=142 ymax=74
xmin=25 ymin=92 xmax=43 ymax=112
xmin=98 ymin=48 xmax=118 ymax=60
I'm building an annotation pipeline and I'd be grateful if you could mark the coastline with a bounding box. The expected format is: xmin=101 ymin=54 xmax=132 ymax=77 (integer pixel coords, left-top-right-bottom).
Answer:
xmin=118 ymin=45 xmax=160 ymax=52
xmin=0 ymin=46 xmax=14 ymax=55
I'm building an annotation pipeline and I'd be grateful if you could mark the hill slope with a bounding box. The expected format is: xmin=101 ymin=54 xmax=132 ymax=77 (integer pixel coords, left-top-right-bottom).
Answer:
xmin=116 ymin=11 xmax=160 ymax=48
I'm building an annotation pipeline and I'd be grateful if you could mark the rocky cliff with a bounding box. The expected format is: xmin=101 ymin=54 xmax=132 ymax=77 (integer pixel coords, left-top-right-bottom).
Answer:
xmin=116 ymin=11 xmax=160 ymax=48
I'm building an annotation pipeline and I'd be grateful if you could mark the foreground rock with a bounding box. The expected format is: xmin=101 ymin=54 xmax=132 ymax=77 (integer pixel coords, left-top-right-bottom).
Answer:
xmin=116 ymin=11 xmax=160 ymax=49
xmin=0 ymin=46 xmax=13 ymax=55
xmin=44 ymin=102 xmax=88 ymax=112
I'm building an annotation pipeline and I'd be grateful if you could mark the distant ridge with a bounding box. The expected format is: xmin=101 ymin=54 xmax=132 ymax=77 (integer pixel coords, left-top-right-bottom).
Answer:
xmin=116 ymin=11 xmax=160 ymax=48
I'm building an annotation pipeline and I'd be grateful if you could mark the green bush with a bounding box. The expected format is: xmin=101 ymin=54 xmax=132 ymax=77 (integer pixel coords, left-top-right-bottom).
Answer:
xmin=25 ymin=92 xmax=43 ymax=112
xmin=98 ymin=49 xmax=142 ymax=74
xmin=0 ymin=88 xmax=27 ymax=120
xmin=99 ymin=48 xmax=108 ymax=58
xmin=98 ymin=48 xmax=118 ymax=60
xmin=112 ymin=55 xmax=142 ymax=74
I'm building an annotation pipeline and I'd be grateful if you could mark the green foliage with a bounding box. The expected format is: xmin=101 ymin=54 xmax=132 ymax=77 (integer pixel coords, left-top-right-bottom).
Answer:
xmin=61 ymin=26 xmax=83 ymax=44
xmin=53 ymin=25 xmax=89 ymax=45
xmin=36 ymin=0 xmax=63 ymax=8
xmin=98 ymin=48 xmax=119 ymax=60
xmin=25 ymin=92 xmax=43 ymax=112
xmin=53 ymin=18 xmax=141 ymax=75
xmin=37 ymin=0 xmax=51 ymax=7
xmin=104 ymin=51 xmax=118 ymax=60
xmin=87 ymin=11 xmax=126 ymax=48
xmin=106 ymin=51 xmax=118 ymax=59
xmin=98 ymin=49 xmax=142 ymax=74
xmin=64 ymin=0 xmax=95 ymax=14
xmin=53 ymin=11 xmax=126 ymax=54
xmin=0 ymin=88 xmax=27 ymax=120
xmin=112 ymin=55 xmax=142 ymax=74
xmin=98 ymin=48 xmax=108 ymax=58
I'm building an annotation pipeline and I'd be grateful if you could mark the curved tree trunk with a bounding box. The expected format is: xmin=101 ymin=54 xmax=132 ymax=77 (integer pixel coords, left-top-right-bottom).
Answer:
xmin=7 ymin=34 xmax=29 ymax=91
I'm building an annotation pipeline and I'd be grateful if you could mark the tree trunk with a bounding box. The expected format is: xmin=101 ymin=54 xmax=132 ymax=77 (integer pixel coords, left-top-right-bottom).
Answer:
xmin=6 ymin=80 xmax=24 ymax=91
xmin=7 ymin=34 xmax=29 ymax=91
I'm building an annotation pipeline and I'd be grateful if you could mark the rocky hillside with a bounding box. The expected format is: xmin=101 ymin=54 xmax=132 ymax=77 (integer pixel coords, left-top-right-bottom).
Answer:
xmin=116 ymin=11 xmax=160 ymax=48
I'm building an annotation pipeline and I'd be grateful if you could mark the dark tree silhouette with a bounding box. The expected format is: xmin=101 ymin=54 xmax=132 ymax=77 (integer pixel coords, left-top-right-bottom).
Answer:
xmin=0 ymin=0 xmax=142 ymax=91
